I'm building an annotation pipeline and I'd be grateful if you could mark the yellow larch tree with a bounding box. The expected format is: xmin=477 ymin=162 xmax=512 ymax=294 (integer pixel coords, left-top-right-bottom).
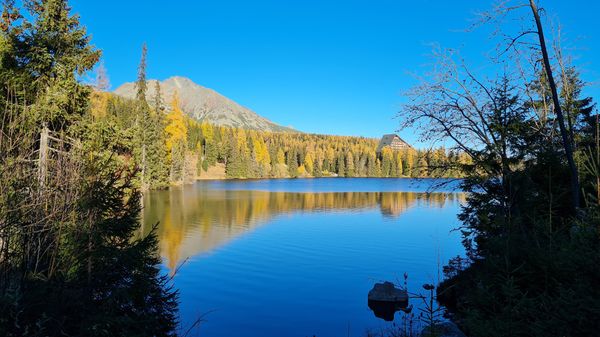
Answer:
xmin=304 ymin=151 xmax=314 ymax=175
xmin=165 ymin=91 xmax=188 ymax=156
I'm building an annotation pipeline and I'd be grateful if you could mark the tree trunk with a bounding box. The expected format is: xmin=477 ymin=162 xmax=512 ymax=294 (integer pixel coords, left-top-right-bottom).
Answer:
xmin=529 ymin=0 xmax=580 ymax=210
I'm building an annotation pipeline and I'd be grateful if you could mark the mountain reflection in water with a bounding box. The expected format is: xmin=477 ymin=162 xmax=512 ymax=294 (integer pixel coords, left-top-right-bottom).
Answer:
xmin=141 ymin=187 xmax=466 ymax=272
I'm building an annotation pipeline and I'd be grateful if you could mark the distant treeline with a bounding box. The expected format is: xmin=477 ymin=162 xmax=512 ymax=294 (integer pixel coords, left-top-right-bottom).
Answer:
xmin=92 ymin=59 xmax=470 ymax=190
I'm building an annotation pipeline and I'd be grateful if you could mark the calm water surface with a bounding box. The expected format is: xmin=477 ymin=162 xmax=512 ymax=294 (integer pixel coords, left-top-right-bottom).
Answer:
xmin=142 ymin=178 xmax=466 ymax=337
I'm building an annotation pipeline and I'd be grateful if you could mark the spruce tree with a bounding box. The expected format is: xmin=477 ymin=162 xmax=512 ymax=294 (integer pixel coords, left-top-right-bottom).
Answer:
xmin=136 ymin=42 xmax=148 ymax=104
xmin=4 ymin=0 xmax=101 ymax=130
xmin=336 ymin=152 xmax=346 ymax=177
xmin=381 ymin=147 xmax=393 ymax=177
xmin=154 ymin=80 xmax=164 ymax=112
xmin=287 ymin=148 xmax=298 ymax=177
xmin=367 ymin=152 xmax=378 ymax=176
xmin=142 ymin=80 xmax=169 ymax=189
xmin=346 ymin=151 xmax=355 ymax=177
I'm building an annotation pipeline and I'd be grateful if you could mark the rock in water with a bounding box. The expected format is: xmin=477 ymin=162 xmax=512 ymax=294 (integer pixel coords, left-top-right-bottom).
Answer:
xmin=367 ymin=282 xmax=409 ymax=321
xmin=368 ymin=281 xmax=408 ymax=303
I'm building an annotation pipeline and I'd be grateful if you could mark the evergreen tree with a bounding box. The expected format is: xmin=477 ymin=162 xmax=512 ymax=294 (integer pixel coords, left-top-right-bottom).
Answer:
xmin=417 ymin=156 xmax=428 ymax=177
xmin=201 ymin=122 xmax=218 ymax=166
xmin=226 ymin=128 xmax=250 ymax=178
xmin=144 ymin=109 xmax=169 ymax=189
xmin=136 ymin=43 xmax=148 ymax=104
xmin=346 ymin=151 xmax=355 ymax=177
xmin=403 ymin=149 xmax=415 ymax=177
xmin=381 ymin=147 xmax=393 ymax=177
xmin=287 ymin=147 xmax=298 ymax=177
xmin=336 ymin=152 xmax=346 ymax=177
xmin=154 ymin=80 xmax=164 ymax=112
xmin=367 ymin=152 xmax=378 ymax=177
xmin=3 ymin=0 xmax=101 ymax=130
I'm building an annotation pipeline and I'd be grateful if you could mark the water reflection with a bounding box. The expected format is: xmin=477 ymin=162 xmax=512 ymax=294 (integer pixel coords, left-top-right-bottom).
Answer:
xmin=368 ymin=300 xmax=412 ymax=321
xmin=141 ymin=186 xmax=466 ymax=272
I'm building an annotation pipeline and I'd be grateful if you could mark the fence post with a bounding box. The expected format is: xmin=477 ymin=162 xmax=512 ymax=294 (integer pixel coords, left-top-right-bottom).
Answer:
xmin=38 ymin=125 xmax=49 ymax=189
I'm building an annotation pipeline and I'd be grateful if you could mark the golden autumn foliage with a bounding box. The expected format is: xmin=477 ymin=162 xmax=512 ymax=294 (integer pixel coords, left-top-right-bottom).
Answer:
xmin=304 ymin=152 xmax=314 ymax=174
xmin=89 ymin=91 xmax=111 ymax=120
xmin=276 ymin=148 xmax=286 ymax=165
xmin=165 ymin=91 xmax=188 ymax=155
xmin=88 ymin=90 xmax=468 ymax=183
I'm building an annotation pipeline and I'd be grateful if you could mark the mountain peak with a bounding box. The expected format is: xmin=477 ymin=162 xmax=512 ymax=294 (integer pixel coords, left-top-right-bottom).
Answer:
xmin=113 ymin=77 xmax=294 ymax=133
xmin=164 ymin=76 xmax=197 ymax=89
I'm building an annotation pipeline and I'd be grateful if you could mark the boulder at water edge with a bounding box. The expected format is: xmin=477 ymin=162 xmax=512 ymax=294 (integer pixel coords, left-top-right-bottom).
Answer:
xmin=368 ymin=281 xmax=408 ymax=303
xmin=367 ymin=281 xmax=409 ymax=321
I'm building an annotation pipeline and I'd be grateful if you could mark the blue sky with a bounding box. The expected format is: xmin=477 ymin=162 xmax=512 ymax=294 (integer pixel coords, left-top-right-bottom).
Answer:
xmin=72 ymin=1 xmax=599 ymax=144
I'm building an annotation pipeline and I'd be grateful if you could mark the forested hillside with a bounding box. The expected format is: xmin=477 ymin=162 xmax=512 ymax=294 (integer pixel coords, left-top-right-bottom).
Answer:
xmin=94 ymin=53 xmax=470 ymax=189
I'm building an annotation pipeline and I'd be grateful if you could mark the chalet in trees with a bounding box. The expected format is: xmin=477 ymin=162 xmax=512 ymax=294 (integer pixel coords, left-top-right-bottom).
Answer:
xmin=376 ymin=134 xmax=412 ymax=153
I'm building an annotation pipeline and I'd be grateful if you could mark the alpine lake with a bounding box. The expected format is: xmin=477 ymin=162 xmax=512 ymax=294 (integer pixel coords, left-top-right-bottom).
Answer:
xmin=141 ymin=178 xmax=466 ymax=337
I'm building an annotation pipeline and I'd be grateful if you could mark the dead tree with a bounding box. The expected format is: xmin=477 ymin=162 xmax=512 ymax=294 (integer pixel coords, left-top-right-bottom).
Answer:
xmin=528 ymin=0 xmax=580 ymax=210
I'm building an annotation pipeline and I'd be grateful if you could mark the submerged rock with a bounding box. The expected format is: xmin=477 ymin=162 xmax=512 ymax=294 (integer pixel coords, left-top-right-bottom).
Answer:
xmin=367 ymin=282 xmax=409 ymax=321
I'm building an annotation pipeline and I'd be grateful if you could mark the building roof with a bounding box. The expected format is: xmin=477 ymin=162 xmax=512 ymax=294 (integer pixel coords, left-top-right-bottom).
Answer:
xmin=376 ymin=134 xmax=412 ymax=152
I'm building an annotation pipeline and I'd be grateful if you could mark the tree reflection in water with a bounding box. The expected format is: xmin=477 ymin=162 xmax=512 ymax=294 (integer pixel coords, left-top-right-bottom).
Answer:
xmin=140 ymin=186 xmax=466 ymax=273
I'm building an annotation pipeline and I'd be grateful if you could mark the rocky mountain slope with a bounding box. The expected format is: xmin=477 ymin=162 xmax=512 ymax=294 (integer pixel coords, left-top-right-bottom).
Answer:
xmin=114 ymin=76 xmax=294 ymax=132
